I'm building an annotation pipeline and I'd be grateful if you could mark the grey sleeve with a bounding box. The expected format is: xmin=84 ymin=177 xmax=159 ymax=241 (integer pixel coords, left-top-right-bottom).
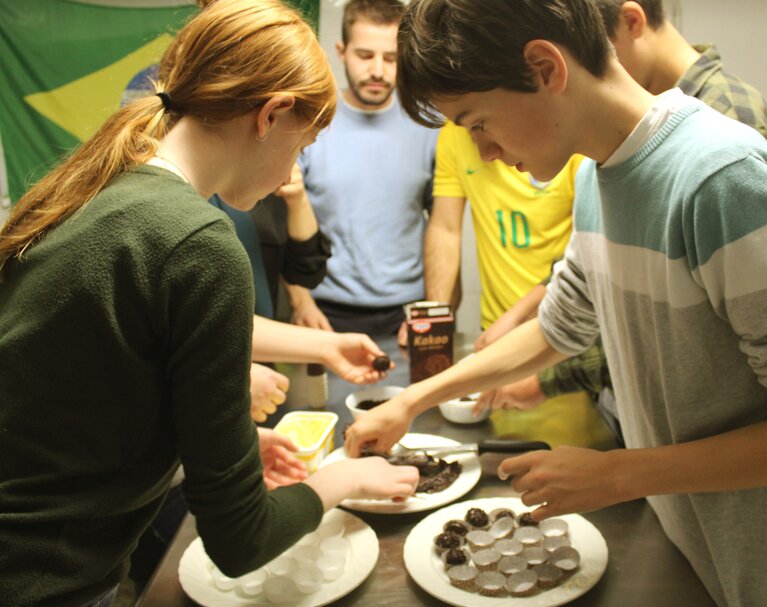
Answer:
xmin=537 ymin=235 xmax=601 ymax=356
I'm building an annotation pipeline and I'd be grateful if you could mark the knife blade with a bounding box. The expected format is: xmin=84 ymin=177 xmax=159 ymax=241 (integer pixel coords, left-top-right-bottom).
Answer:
xmin=395 ymin=439 xmax=551 ymax=458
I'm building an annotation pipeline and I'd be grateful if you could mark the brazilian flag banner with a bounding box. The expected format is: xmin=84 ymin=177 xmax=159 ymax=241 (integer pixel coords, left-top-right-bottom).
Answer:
xmin=0 ymin=0 xmax=319 ymax=204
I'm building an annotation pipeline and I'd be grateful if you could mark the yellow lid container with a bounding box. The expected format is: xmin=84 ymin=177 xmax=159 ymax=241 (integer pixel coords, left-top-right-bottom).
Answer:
xmin=274 ymin=411 xmax=338 ymax=473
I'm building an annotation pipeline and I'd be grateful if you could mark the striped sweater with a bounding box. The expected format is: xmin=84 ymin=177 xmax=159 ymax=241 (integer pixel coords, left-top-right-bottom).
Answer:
xmin=539 ymin=98 xmax=767 ymax=607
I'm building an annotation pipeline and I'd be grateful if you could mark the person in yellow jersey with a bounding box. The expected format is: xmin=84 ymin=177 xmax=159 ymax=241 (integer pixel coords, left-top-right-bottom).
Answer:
xmin=424 ymin=122 xmax=616 ymax=449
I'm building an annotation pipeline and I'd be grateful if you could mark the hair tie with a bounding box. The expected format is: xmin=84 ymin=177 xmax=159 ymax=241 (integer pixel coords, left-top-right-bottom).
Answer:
xmin=156 ymin=91 xmax=173 ymax=112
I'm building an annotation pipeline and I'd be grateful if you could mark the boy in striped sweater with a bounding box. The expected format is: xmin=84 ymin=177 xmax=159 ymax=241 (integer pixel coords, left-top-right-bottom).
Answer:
xmin=345 ymin=1 xmax=767 ymax=605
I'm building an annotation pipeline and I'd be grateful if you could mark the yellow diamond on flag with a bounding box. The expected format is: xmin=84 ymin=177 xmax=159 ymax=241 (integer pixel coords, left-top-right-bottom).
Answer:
xmin=24 ymin=34 xmax=174 ymax=142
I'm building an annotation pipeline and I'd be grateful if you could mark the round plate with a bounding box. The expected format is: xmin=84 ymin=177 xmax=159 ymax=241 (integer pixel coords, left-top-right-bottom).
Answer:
xmin=404 ymin=497 xmax=608 ymax=606
xmin=320 ymin=433 xmax=481 ymax=514
xmin=178 ymin=509 xmax=378 ymax=607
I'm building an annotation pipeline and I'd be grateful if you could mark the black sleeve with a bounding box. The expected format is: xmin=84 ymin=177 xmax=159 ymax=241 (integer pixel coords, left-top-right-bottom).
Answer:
xmin=282 ymin=230 xmax=331 ymax=288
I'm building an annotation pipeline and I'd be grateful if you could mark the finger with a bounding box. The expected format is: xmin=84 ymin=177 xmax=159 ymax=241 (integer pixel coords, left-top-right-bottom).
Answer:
xmin=359 ymin=334 xmax=386 ymax=358
xmin=263 ymin=477 xmax=278 ymax=491
xmin=473 ymin=394 xmax=490 ymax=416
xmin=251 ymin=409 xmax=267 ymax=423
xmin=276 ymin=374 xmax=290 ymax=392
xmin=520 ymin=489 xmax=548 ymax=508
xmin=497 ymin=454 xmax=533 ymax=481
xmin=267 ymin=435 xmax=299 ymax=452
xmin=262 ymin=401 xmax=277 ymax=415
xmin=271 ymin=390 xmax=287 ymax=405
xmin=530 ymin=502 xmax=562 ymax=521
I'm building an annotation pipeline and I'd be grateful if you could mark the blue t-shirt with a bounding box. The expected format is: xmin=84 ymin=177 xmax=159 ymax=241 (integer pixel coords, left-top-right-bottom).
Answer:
xmin=300 ymin=95 xmax=437 ymax=307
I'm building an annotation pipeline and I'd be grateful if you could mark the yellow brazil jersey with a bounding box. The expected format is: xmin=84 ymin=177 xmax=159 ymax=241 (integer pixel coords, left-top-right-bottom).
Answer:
xmin=433 ymin=122 xmax=583 ymax=328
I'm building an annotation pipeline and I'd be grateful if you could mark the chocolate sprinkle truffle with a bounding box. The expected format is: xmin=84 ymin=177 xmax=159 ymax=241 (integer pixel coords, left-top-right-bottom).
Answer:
xmin=443 ymin=519 xmax=470 ymax=537
xmin=371 ymin=355 xmax=391 ymax=372
xmin=465 ymin=507 xmax=490 ymax=529
xmin=516 ymin=512 xmax=539 ymax=527
xmin=489 ymin=507 xmax=516 ymax=522
xmin=434 ymin=531 xmax=464 ymax=553
xmin=441 ymin=547 xmax=471 ymax=566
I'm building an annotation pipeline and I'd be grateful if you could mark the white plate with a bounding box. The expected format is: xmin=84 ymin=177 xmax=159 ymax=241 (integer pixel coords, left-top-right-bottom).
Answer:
xmin=178 ymin=509 xmax=378 ymax=606
xmin=320 ymin=433 xmax=481 ymax=514
xmin=404 ymin=497 xmax=608 ymax=607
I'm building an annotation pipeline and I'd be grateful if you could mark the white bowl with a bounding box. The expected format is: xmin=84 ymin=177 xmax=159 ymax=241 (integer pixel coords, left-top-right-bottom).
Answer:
xmin=438 ymin=392 xmax=491 ymax=424
xmin=345 ymin=385 xmax=405 ymax=420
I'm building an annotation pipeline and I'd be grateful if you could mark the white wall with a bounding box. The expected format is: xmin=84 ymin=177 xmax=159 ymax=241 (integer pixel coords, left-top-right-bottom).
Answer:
xmin=315 ymin=0 xmax=767 ymax=333
xmin=674 ymin=0 xmax=767 ymax=95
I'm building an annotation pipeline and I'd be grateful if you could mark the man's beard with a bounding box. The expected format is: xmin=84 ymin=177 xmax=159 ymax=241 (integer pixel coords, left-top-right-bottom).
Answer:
xmin=346 ymin=71 xmax=394 ymax=108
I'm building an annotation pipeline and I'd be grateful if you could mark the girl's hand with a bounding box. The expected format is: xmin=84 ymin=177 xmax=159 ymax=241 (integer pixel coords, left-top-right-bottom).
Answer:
xmin=257 ymin=428 xmax=307 ymax=489
xmin=249 ymin=363 xmax=289 ymax=423
xmin=323 ymin=333 xmax=394 ymax=385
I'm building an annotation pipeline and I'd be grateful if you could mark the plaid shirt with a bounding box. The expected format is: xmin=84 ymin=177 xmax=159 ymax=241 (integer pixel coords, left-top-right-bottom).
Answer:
xmin=538 ymin=44 xmax=767 ymax=400
xmin=677 ymin=44 xmax=767 ymax=138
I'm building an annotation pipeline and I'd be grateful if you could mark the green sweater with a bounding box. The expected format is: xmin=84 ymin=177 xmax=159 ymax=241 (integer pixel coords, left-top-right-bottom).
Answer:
xmin=0 ymin=166 xmax=323 ymax=606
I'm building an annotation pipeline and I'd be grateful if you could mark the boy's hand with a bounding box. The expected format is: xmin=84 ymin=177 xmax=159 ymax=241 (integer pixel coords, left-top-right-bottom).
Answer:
xmin=498 ymin=446 xmax=624 ymax=520
xmin=474 ymin=375 xmax=545 ymax=415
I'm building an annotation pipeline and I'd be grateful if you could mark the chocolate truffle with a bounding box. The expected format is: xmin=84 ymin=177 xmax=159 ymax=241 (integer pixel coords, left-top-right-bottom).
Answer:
xmin=465 ymin=507 xmax=490 ymax=529
xmin=441 ymin=547 xmax=471 ymax=567
xmin=433 ymin=531 xmax=464 ymax=553
xmin=371 ymin=355 xmax=391 ymax=372
xmin=516 ymin=512 xmax=539 ymax=527
xmin=443 ymin=519 xmax=470 ymax=537
xmin=489 ymin=507 xmax=516 ymax=522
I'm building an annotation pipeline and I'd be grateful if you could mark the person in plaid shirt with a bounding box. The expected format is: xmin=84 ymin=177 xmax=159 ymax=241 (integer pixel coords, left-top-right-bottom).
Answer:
xmin=475 ymin=0 xmax=767 ymax=433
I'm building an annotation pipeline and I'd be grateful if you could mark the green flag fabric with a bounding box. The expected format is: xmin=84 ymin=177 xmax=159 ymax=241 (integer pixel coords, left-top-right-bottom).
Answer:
xmin=0 ymin=0 xmax=319 ymax=203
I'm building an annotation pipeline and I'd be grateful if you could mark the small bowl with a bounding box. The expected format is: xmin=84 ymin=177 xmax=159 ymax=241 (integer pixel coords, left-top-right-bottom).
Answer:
xmin=345 ymin=385 xmax=405 ymax=420
xmin=438 ymin=392 xmax=490 ymax=424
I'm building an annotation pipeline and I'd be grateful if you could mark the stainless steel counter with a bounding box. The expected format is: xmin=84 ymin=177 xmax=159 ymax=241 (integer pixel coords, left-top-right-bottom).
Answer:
xmin=138 ymin=335 xmax=715 ymax=607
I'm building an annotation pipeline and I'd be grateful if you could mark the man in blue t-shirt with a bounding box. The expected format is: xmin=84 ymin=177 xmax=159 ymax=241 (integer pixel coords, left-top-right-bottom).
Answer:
xmin=286 ymin=0 xmax=437 ymax=337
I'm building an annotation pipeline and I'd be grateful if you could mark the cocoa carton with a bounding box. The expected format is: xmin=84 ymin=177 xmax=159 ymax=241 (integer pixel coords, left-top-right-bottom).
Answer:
xmin=406 ymin=301 xmax=454 ymax=383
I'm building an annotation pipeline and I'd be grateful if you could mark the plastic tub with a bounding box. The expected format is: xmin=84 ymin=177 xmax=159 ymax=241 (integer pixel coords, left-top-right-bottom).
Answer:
xmin=274 ymin=411 xmax=338 ymax=473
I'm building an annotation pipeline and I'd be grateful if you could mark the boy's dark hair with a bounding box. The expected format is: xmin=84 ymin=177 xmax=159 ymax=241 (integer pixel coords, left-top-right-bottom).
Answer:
xmin=397 ymin=0 xmax=612 ymax=128
xmin=596 ymin=0 xmax=666 ymax=38
xmin=342 ymin=0 xmax=405 ymax=45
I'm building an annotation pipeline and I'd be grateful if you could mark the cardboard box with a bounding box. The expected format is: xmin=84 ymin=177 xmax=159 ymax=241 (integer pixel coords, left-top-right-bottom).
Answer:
xmin=406 ymin=301 xmax=455 ymax=383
